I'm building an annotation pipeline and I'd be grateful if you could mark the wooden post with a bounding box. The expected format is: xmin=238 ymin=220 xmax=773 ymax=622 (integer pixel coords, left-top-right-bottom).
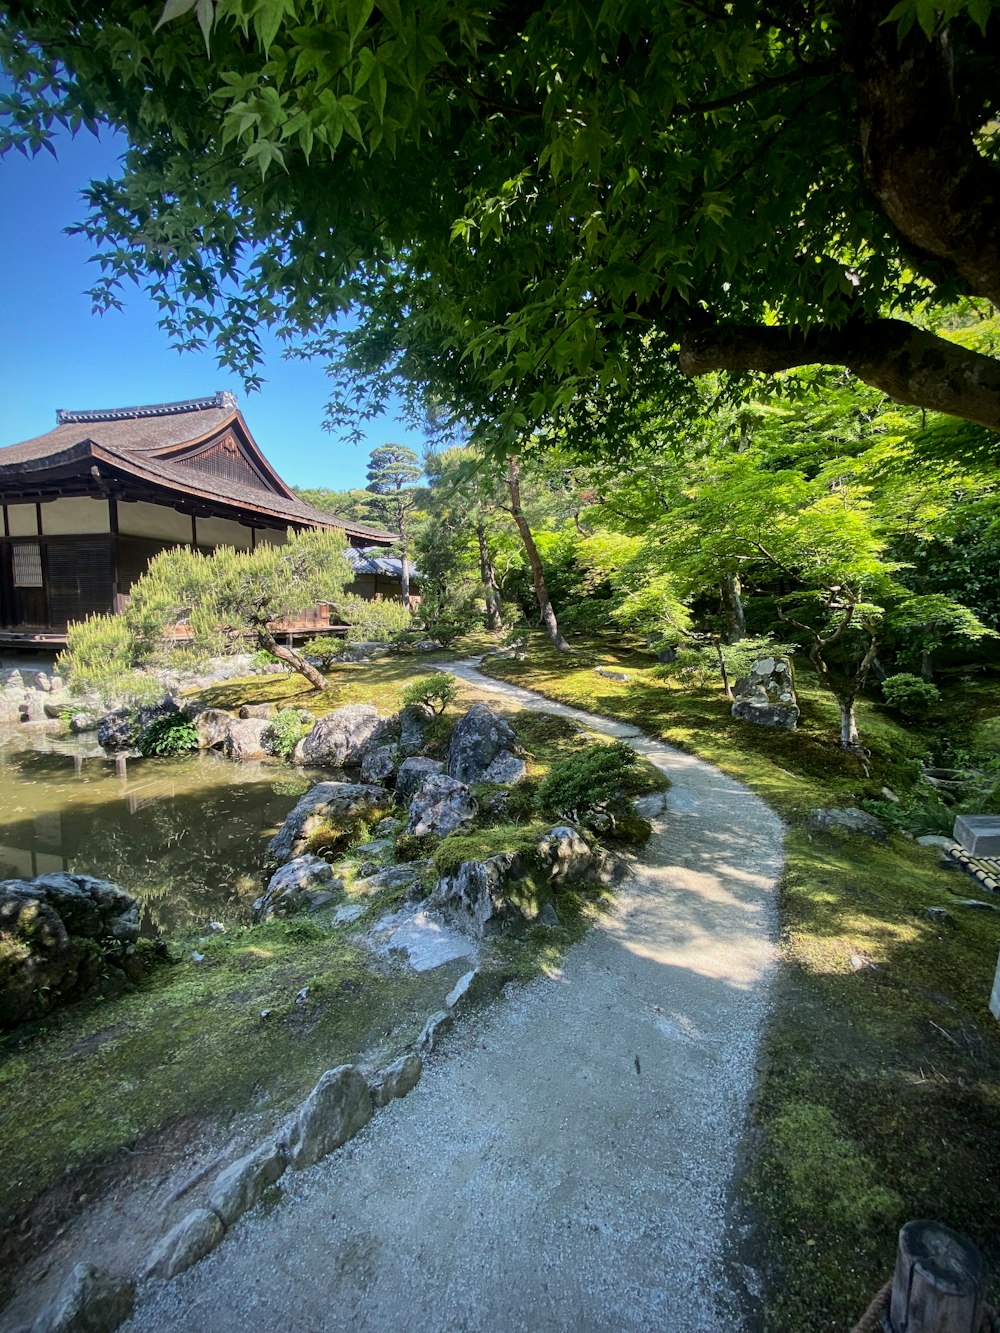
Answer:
xmin=890 ymin=1221 xmax=986 ymax=1333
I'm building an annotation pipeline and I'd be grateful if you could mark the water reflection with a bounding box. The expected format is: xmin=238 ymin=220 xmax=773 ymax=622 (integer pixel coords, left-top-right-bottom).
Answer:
xmin=0 ymin=734 xmax=317 ymax=935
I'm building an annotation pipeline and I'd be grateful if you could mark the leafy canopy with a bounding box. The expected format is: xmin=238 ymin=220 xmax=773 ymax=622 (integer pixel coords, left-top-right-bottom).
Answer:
xmin=2 ymin=1 xmax=999 ymax=442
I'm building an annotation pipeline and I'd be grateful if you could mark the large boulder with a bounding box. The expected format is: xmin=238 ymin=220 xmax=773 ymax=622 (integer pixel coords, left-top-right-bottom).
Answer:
xmin=0 ymin=874 xmax=143 ymax=1030
xmin=97 ymin=698 xmax=179 ymax=751
xmin=398 ymin=703 xmax=435 ymax=757
xmin=731 ymin=656 xmax=799 ymax=730
xmin=193 ymin=708 xmax=234 ymax=749
xmin=268 ymin=782 xmax=394 ymax=864
xmin=407 ymin=774 xmax=477 ymax=837
xmin=292 ymin=704 xmax=395 ymax=767
xmin=447 ymin=703 xmax=524 ymax=784
xmin=537 ymin=826 xmax=593 ymax=884
xmin=223 ymin=717 xmax=272 ymax=761
xmin=30 ymin=1263 xmax=134 ymax=1333
xmin=144 ymin=1209 xmax=225 ymax=1280
xmin=360 ymin=743 xmax=399 ymax=786
xmin=253 ymin=855 xmax=344 ymax=920
xmin=434 ymin=852 xmax=531 ymax=936
xmin=396 ymin=756 xmax=445 ymax=801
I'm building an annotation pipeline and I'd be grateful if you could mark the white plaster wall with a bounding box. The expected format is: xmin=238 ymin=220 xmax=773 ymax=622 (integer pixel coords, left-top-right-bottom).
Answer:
xmin=196 ymin=515 xmax=254 ymax=549
xmin=40 ymin=497 xmax=111 ymax=535
xmin=118 ymin=501 xmax=192 ymax=543
xmin=6 ymin=504 xmax=39 ymax=536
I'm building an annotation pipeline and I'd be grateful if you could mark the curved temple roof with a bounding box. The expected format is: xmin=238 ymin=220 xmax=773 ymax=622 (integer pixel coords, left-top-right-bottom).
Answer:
xmin=0 ymin=393 xmax=396 ymax=543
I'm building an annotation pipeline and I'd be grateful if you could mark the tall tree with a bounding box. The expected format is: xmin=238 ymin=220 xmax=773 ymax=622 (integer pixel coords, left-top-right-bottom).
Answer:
xmin=2 ymin=3 xmax=999 ymax=445
xmin=505 ymin=455 xmax=571 ymax=652
xmin=365 ymin=444 xmax=422 ymax=609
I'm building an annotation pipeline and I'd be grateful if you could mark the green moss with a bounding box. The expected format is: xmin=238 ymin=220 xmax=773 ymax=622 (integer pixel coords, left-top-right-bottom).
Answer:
xmin=433 ymin=821 xmax=552 ymax=877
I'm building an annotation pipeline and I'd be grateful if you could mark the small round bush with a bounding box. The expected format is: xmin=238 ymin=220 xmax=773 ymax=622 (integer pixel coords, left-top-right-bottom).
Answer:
xmin=881 ymin=673 xmax=941 ymax=718
xmin=537 ymin=741 xmax=641 ymax=828
xmin=402 ymin=673 xmax=458 ymax=715
xmin=137 ymin=714 xmax=200 ymax=757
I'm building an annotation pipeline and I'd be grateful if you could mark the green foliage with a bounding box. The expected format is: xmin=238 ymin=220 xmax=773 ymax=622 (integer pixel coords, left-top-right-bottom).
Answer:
xmin=393 ymin=831 xmax=436 ymax=862
xmin=433 ymin=821 xmax=552 ymax=877
xmin=267 ymin=707 xmax=307 ymax=759
xmin=59 ymin=530 xmax=352 ymax=693
xmin=881 ymin=672 xmax=942 ymax=717
xmin=536 ymin=741 xmax=641 ymax=828
xmin=401 ymin=673 xmax=458 ymax=715
xmin=299 ymin=636 xmax=343 ymax=669
xmin=339 ymin=593 xmax=412 ymax=644
xmin=136 ymin=714 xmax=200 ymax=757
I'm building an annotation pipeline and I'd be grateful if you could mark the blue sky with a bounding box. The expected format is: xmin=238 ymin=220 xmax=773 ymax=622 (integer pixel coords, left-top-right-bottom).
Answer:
xmin=0 ymin=128 xmax=428 ymax=490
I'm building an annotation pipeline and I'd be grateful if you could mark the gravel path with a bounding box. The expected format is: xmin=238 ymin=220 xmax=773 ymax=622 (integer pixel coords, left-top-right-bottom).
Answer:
xmin=127 ymin=662 xmax=783 ymax=1333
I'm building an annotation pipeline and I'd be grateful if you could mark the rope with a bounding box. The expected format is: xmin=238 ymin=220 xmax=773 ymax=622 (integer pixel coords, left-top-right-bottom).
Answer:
xmin=851 ymin=1282 xmax=1000 ymax=1333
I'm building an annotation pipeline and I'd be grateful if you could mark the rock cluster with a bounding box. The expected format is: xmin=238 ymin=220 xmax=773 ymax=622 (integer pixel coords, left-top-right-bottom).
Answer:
xmin=0 ymin=873 xmax=145 ymax=1029
xmin=267 ymin=782 xmax=394 ymax=863
xmin=447 ymin=702 xmax=525 ymax=784
xmin=731 ymin=655 xmax=799 ymax=730
xmin=0 ymin=668 xmax=65 ymax=727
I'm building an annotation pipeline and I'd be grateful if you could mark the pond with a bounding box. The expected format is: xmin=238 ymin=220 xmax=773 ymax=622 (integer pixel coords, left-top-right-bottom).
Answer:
xmin=0 ymin=732 xmax=320 ymax=934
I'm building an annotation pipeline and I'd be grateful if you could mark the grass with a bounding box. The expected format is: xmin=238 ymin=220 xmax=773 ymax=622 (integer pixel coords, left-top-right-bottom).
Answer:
xmin=480 ymin=632 xmax=1000 ymax=1330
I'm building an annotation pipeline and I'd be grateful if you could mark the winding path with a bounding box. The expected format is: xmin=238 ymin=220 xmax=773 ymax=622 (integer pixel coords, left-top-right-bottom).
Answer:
xmin=127 ymin=662 xmax=784 ymax=1333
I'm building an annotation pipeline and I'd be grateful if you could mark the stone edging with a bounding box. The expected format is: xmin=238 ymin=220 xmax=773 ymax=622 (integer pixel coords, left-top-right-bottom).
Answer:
xmin=24 ymin=968 xmax=480 ymax=1333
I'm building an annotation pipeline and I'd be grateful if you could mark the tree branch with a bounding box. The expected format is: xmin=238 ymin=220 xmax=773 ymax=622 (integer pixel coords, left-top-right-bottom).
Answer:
xmin=678 ymin=318 xmax=1000 ymax=433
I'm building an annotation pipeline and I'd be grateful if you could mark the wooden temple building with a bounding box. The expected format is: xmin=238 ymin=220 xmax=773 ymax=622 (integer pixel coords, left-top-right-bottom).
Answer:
xmin=0 ymin=392 xmax=396 ymax=645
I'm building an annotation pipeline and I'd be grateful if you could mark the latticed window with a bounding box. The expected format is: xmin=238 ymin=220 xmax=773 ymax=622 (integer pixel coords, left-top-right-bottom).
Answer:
xmin=12 ymin=542 xmax=43 ymax=588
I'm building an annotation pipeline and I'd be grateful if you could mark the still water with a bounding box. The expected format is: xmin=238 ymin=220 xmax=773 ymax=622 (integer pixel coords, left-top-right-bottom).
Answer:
xmin=0 ymin=732 xmax=317 ymax=934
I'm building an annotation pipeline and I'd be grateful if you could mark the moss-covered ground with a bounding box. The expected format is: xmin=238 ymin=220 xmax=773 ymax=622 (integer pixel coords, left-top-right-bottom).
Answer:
xmin=479 ymin=633 xmax=1000 ymax=1330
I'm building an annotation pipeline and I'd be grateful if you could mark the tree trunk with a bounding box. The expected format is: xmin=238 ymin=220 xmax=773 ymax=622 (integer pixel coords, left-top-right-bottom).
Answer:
xmin=505 ymin=455 xmax=571 ymax=653
xmin=920 ymin=647 xmax=934 ymax=682
xmin=258 ymin=628 xmax=328 ymax=690
xmin=837 ymin=694 xmax=860 ymax=749
xmin=715 ymin=641 xmax=733 ymax=701
xmin=476 ymin=519 xmax=504 ymax=633
xmin=400 ymin=548 xmax=413 ymax=613
xmin=719 ymin=573 xmax=745 ymax=642
xmin=678 ymin=318 xmax=1000 ymax=432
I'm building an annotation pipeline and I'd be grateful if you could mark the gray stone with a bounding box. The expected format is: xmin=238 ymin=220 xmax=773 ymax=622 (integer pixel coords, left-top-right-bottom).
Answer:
xmin=481 ymin=752 xmax=528 ymax=785
xmin=268 ymin=782 xmax=394 ymax=863
xmin=68 ymin=713 xmax=100 ymax=734
xmin=418 ymin=1009 xmax=453 ymax=1052
xmin=293 ymin=704 xmax=392 ymax=767
xmin=43 ymin=700 xmax=65 ymax=720
xmin=193 ymin=708 xmax=233 ymax=749
xmin=536 ymin=825 xmax=593 ymax=884
xmin=369 ymin=1053 xmax=423 ymax=1108
xmin=353 ymin=861 xmax=434 ymax=898
xmin=396 ymin=756 xmax=445 ymax=800
xmin=953 ymin=815 xmax=1000 ymax=857
xmin=991 ymin=951 xmax=1000 ymax=1023
xmin=447 ymin=703 xmax=524 ymax=784
xmin=98 ymin=699 xmax=179 ymax=751
xmin=595 ymin=667 xmax=630 ymax=682
xmin=30 ymin=1263 xmax=134 ymax=1333
xmin=333 ymin=902 xmax=366 ymax=926
xmin=398 ymin=703 xmax=435 ymax=757
xmin=539 ymin=902 xmax=561 ymax=928
xmin=435 ymin=852 xmax=529 ymax=936
xmin=445 ymin=968 xmax=479 ymax=1010
xmin=254 ymin=856 xmax=342 ymax=920
xmin=731 ymin=655 xmax=799 ymax=730
xmin=413 ymin=639 xmax=443 ymax=652
xmin=408 ymin=774 xmax=477 ymax=837
xmin=223 ymin=717 xmax=272 ymax=761
xmin=145 ymin=1208 xmax=225 ymax=1280
xmin=360 ymin=743 xmax=399 ymax=786
xmin=375 ymin=816 xmax=404 ymax=838
xmin=808 ymin=807 xmax=888 ymax=841
xmin=207 ymin=1141 xmax=286 ymax=1227
xmin=916 ymin=835 xmax=956 ymax=849
xmin=288 ymin=1065 xmax=373 ymax=1169
xmin=924 ymin=906 xmax=955 ymax=926
xmin=238 ymin=703 xmax=276 ymax=720
xmin=0 ymin=874 xmax=142 ymax=1030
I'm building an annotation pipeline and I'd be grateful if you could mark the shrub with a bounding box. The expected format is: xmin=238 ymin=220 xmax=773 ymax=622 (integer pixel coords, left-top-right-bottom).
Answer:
xmin=299 ymin=636 xmax=343 ymax=669
xmin=536 ymin=741 xmax=642 ymax=828
xmin=137 ymin=714 xmax=200 ymax=757
xmin=393 ymin=831 xmax=436 ymax=862
xmin=340 ymin=593 xmax=412 ymax=644
xmin=881 ymin=673 xmax=942 ymax=717
xmin=267 ymin=708 xmax=308 ymax=760
xmin=402 ymin=673 xmax=458 ymax=715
